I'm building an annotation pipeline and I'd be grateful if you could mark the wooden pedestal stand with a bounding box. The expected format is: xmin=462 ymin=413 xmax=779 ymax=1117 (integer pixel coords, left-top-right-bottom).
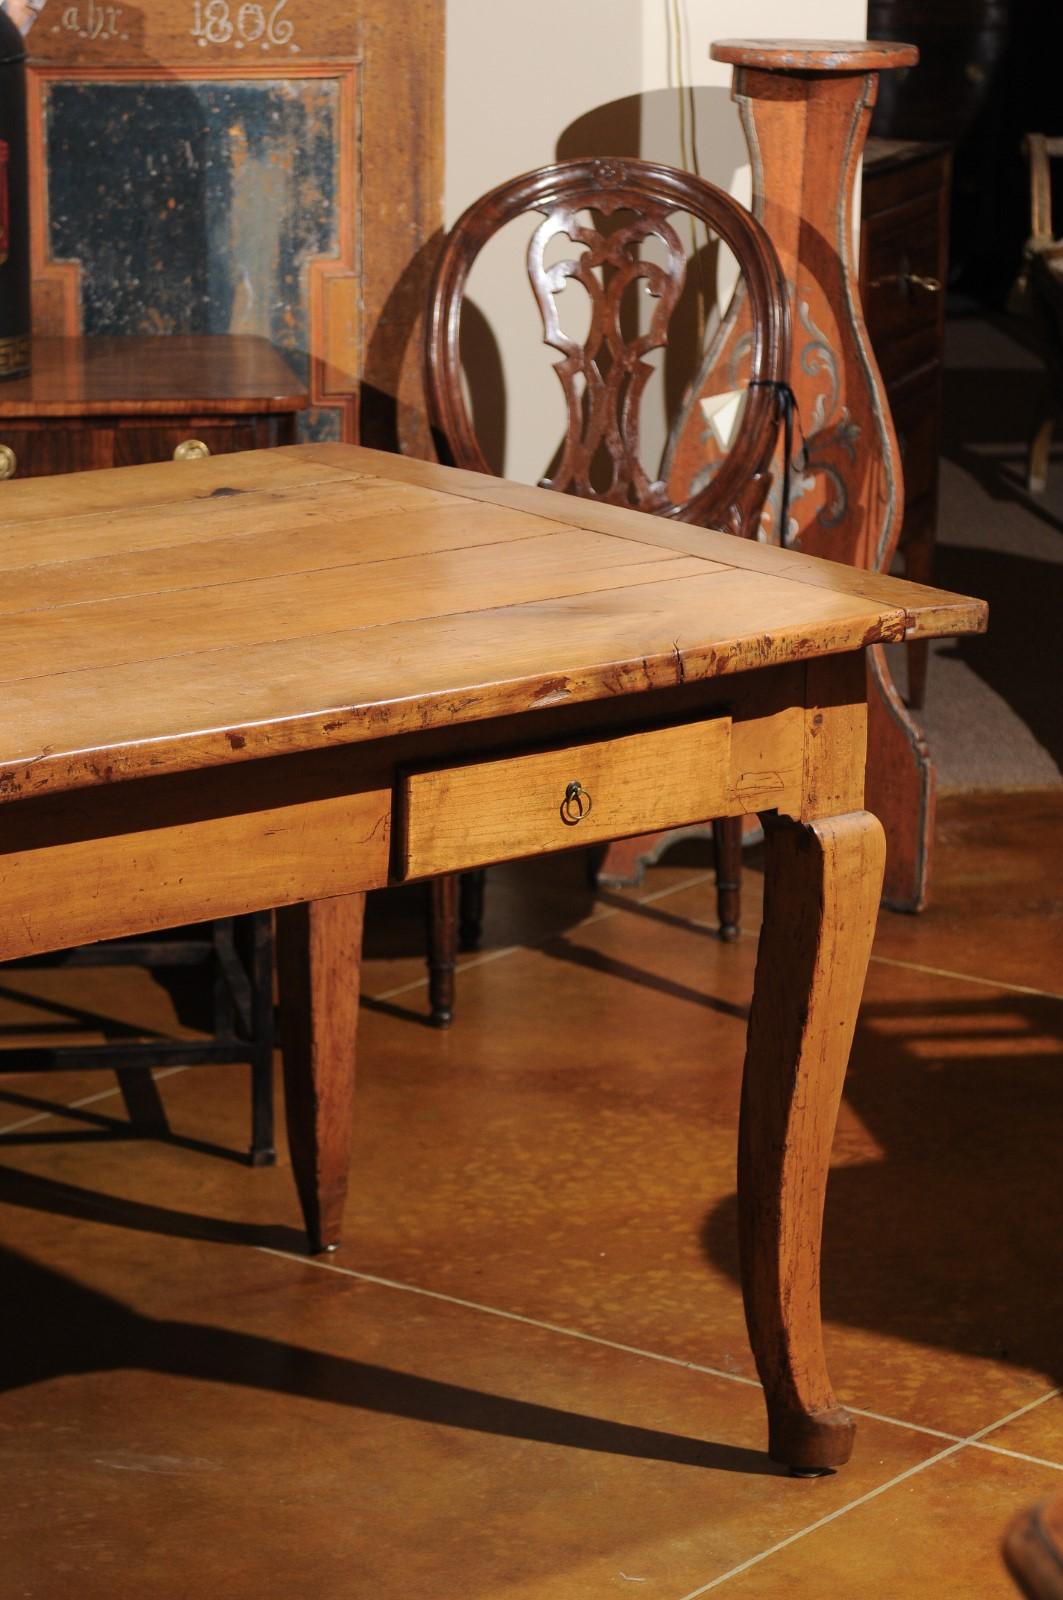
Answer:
xmin=666 ymin=38 xmax=935 ymax=912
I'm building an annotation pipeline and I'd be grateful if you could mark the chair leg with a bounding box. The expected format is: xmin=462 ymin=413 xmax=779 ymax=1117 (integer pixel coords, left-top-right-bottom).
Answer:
xmin=1028 ymin=382 xmax=1055 ymax=493
xmin=459 ymin=869 xmax=487 ymax=951
xmin=426 ymin=875 xmax=458 ymax=1028
xmin=246 ymin=911 xmax=276 ymax=1167
xmin=713 ymin=816 xmax=742 ymax=941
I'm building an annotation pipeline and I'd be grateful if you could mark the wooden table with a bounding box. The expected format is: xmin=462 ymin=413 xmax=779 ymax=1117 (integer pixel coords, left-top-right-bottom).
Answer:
xmin=0 ymin=442 xmax=986 ymax=1473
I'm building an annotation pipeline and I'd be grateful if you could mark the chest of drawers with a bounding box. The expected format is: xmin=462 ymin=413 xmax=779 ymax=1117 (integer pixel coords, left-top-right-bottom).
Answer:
xmin=0 ymin=333 xmax=307 ymax=479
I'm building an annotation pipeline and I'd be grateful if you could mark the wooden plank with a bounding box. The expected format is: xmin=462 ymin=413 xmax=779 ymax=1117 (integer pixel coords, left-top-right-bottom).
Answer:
xmin=0 ymin=500 xmax=584 ymax=614
xmin=0 ymin=753 xmax=391 ymax=962
xmin=398 ymin=716 xmax=733 ymax=880
xmin=0 ymin=476 xmax=458 ymax=571
xmin=292 ymin=445 xmax=988 ymax=640
xmin=0 ymin=447 xmax=354 ymax=529
xmin=0 ymin=534 xmax=713 ymax=684
xmin=0 ymin=567 xmax=907 ymax=804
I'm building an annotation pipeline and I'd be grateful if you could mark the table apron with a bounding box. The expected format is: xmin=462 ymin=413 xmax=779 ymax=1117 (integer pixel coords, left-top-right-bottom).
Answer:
xmin=0 ymin=662 xmax=854 ymax=962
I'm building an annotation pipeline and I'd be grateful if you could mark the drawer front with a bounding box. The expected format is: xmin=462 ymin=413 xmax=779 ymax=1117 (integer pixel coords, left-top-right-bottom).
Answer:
xmin=397 ymin=716 xmax=732 ymax=881
xmin=114 ymin=419 xmax=269 ymax=466
xmin=861 ymin=192 xmax=946 ymax=382
xmin=0 ymin=424 xmax=111 ymax=479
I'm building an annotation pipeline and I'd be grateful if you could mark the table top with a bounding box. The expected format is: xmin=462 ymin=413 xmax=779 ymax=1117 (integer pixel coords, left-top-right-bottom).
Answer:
xmin=0 ymin=443 xmax=986 ymax=804
xmin=0 ymin=336 xmax=308 ymax=418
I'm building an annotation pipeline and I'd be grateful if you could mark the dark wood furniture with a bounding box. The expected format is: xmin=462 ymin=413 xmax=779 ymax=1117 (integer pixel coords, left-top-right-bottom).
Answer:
xmin=1018 ymin=134 xmax=1063 ymax=493
xmin=421 ymin=156 xmax=790 ymax=1022
xmin=0 ymin=442 xmax=984 ymax=1471
xmin=0 ymin=333 xmax=307 ymax=1165
xmin=0 ymin=334 xmax=306 ymax=477
xmin=861 ymin=137 xmax=951 ymax=709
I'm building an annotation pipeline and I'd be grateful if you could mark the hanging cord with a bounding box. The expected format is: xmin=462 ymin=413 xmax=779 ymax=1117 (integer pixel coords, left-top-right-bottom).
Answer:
xmin=747 ymin=378 xmax=807 ymax=542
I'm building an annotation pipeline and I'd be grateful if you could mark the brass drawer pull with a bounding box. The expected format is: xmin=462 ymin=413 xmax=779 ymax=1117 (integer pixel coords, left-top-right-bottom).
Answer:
xmin=0 ymin=443 xmax=18 ymax=479
xmin=173 ymin=438 xmax=211 ymax=461
xmin=560 ymin=780 xmax=592 ymax=825
xmin=869 ymin=271 xmax=942 ymax=295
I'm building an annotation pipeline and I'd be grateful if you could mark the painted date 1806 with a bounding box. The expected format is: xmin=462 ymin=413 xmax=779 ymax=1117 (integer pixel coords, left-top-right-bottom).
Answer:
xmin=190 ymin=0 xmax=298 ymax=50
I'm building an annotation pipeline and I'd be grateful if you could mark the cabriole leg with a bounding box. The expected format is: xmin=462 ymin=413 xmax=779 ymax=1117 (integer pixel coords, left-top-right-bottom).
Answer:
xmin=739 ymin=810 xmax=885 ymax=1471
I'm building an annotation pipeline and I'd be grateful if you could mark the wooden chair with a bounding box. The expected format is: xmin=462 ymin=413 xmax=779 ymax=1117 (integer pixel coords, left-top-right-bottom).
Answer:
xmin=421 ymin=156 xmax=790 ymax=1024
xmin=1018 ymin=134 xmax=1063 ymax=492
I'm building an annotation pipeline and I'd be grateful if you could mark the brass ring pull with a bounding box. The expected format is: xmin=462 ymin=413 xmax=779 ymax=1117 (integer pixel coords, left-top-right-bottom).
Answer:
xmin=906 ymin=273 xmax=942 ymax=293
xmin=173 ymin=438 xmax=211 ymax=461
xmin=560 ymin=780 xmax=592 ymax=826
xmin=0 ymin=443 xmax=17 ymax=479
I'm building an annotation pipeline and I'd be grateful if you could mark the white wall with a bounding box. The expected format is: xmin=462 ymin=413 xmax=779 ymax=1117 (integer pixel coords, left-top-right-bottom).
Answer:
xmin=445 ymin=0 xmax=867 ymax=479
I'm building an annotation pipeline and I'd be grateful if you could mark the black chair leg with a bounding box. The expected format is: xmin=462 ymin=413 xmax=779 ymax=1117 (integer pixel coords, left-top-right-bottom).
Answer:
xmin=216 ymin=913 xmax=276 ymax=1166
xmin=713 ymin=817 xmax=742 ymax=941
xmin=426 ymin=875 xmax=458 ymax=1027
xmin=459 ymin=869 xmax=487 ymax=950
xmin=245 ymin=912 xmax=276 ymax=1167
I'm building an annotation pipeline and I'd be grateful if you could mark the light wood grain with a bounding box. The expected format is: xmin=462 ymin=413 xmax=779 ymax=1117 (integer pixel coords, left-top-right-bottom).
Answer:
xmin=739 ymin=808 xmax=886 ymax=1470
xmin=291 ymin=445 xmax=986 ymax=639
xmin=399 ymin=716 xmax=732 ymax=880
xmin=276 ymin=892 xmax=366 ymax=1255
xmin=0 ymin=758 xmax=390 ymax=962
xmin=0 ymin=445 xmax=985 ymax=807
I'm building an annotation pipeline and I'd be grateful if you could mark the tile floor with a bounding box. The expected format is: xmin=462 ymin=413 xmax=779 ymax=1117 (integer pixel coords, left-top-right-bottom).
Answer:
xmin=0 ymin=791 xmax=1060 ymax=1598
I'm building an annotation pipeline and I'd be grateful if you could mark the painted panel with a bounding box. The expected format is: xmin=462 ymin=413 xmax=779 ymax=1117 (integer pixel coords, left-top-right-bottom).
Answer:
xmin=41 ymin=75 xmax=343 ymax=438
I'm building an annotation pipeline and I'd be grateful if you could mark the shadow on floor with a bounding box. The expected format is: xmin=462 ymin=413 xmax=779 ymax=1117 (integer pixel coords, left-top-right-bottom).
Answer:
xmin=702 ymin=990 xmax=1063 ymax=1389
xmin=0 ymin=1234 xmax=782 ymax=1477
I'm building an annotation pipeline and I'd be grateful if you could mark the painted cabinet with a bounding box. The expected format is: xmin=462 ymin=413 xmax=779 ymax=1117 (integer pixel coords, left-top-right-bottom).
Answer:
xmin=4 ymin=0 xmax=442 ymax=451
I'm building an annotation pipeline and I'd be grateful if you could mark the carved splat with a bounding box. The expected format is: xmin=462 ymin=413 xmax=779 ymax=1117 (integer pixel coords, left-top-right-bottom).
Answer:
xmin=526 ymin=197 xmax=686 ymax=509
xmin=427 ymin=156 xmax=789 ymax=540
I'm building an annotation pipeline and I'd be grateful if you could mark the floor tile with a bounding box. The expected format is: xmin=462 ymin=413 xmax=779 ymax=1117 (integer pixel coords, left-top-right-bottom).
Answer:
xmin=0 ymin=1215 xmax=941 ymax=1600
xmin=982 ymin=1394 xmax=1063 ymax=1469
xmin=868 ymin=791 xmax=1063 ymax=997
xmin=711 ymin=1443 xmax=1063 ymax=1598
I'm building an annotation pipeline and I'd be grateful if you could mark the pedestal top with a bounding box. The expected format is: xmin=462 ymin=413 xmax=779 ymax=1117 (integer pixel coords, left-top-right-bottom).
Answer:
xmin=712 ymin=39 xmax=918 ymax=73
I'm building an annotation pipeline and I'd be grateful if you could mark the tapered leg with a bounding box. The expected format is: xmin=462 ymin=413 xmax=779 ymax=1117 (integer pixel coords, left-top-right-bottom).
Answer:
xmin=276 ymin=892 xmax=366 ymax=1254
xmin=712 ymin=816 xmax=742 ymax=941
xmin=426 ymin=874 xmax=458 ymax=1027
xmin=739 ymin=811 xmax=885 ymax=1471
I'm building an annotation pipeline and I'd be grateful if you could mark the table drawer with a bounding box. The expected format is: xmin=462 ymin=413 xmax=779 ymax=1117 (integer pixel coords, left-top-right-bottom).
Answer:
xmin=397 ymin=715 xmax=732 ymax=880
